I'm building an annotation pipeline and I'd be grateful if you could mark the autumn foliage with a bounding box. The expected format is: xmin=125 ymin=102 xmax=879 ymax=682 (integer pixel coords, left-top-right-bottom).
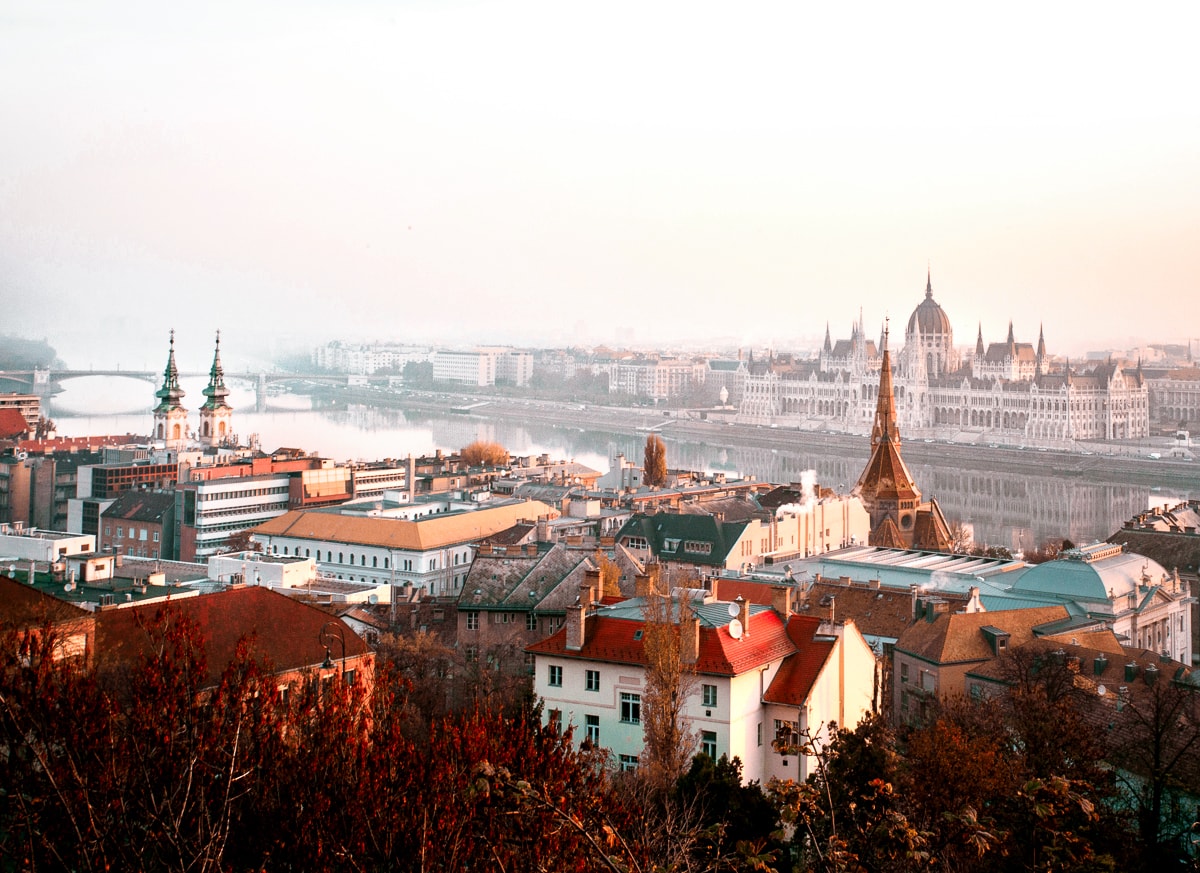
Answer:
xmin=0 ymin=617 xmax=637 ymax=873
xmin=460 ymin=440 xmax=510 ymax=467
xmin=2 ymin=611 xmax=1189 ymax=872
xmin=643 ymin=433 xmax=667 ymax=487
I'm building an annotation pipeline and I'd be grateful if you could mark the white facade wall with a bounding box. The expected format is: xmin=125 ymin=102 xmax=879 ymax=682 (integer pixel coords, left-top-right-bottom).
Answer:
xmin=207 ymin=552 xmax=317 ymax=588
xmin=253 ymin=532 xmax=476 ymax=597
xmin=0 ymin=530 xmax=96 ymax=561
xmin=433 ymin=350 xmax=497 ymax=386
xmin=535 ymin=653 xmax=795 ymax=779
xmin=188 ymin=475 xmax=291 ymax=560
xmin=497 ymin=352 xmax=534 ymax=387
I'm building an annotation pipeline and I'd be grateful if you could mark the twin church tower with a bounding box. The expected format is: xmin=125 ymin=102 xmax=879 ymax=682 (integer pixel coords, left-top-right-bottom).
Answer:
xmin=153 ymin=330 xmax=233 ymax=449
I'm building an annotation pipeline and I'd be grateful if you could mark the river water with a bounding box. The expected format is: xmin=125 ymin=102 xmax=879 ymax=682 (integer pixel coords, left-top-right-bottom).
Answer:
xmin=47 ymin=376 xmax=1194 ymax=553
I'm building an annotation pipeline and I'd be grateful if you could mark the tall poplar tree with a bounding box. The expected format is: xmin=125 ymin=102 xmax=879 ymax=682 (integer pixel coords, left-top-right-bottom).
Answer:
xmin=643 ymin=433 xmax=667 ymax=487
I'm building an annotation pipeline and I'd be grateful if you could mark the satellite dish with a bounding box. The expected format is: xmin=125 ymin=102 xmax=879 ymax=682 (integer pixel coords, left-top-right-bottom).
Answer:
xmin=368 ymin=594 xmax=379 ymax=605
xmin=727 ymin=602 xmax=740 ymax=618
xmin=728 ymin=618 xmax=743 ymax=640
xmin=1097 ymin=685 xmax=1107 ymax=697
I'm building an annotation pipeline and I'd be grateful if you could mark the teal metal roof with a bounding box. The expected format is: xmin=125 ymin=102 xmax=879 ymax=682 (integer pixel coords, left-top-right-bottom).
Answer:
xmin=792 ymin=546 xmax=1026 ymax=595
xmin=598 ymin=596 xmax=770 ymax=628
xmin=1010 ymin=550 xmax=1169 ymax=601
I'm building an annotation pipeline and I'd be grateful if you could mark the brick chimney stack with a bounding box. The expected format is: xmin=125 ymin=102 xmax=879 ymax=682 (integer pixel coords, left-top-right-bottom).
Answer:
xmin=565 ymin=598 xmax=586 ymax=651
xmin=737 ymin=595 xmax=750 ymax=636
xmin=584 ymin=568 xmax=601 ymax=600
xmin=681 ymin=609 xmax=700 ymax=664
xmin=771 ymin=584 xmax=792 ymax=616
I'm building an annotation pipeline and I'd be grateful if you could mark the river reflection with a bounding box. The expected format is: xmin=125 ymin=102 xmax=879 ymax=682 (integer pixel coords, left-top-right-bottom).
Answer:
xmin=48 ymin=379 xmax=1193 ymax=551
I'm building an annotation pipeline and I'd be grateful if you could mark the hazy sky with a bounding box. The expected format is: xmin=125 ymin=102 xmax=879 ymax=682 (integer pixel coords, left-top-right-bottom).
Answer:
xmin=2 ymin=1 xmax=1197 ymax=370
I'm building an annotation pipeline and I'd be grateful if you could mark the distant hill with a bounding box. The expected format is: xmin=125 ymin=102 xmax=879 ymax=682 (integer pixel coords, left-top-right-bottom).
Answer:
xmin=0 ymin=335 xmax=62 ymax=370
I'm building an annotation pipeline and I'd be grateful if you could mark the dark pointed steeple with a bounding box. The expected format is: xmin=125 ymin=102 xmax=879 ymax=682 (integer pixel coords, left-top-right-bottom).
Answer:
xmin=975 ymin=322 xmax=985 ymax=357
xmin=1006 ymin=320 xmax=1016 ymax=347
xmin=925 ymin=266 xmax=933 ymax=300
xmin=1036 ymin=323 xmax=1046 ymax=359
xmin=855 ymin=320 xmax=923 ymax=543
xmin=201 ymin=330 xmax=231 ymax=411
xmin=823 ymin=322 xmax=832 ymax=353
xmin=154 ymin=329 xmax=186 ymax=414
xmin=870 ymin=323 xmax=899 ymax=448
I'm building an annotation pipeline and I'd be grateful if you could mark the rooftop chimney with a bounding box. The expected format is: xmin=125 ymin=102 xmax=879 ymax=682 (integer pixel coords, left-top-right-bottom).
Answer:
xmin=681 ymin=610 xmax=700 ymax=664
xmin=771 ymin=584 xmax=793 ymax=616
xmin=580 ymin=575 xmax=598 ymax=608
xmin=737 ymin=595 xmax=750 ymax=636
xmin=565 ymin=600 xmax=587 ymax=651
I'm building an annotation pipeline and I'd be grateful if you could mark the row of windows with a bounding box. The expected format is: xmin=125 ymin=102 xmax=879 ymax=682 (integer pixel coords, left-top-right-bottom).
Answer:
xmin=466 ymin=611 xmax=543 ymax=633
xmin=105 ymin=525 xmax=160 ymax=543
xmin=570 ymin=709 xmax=720 ymax=761
xmin=197 ymin=502 xmax=287 ymax=522
xmin=196 ymin=485 xmax=288 ymax=502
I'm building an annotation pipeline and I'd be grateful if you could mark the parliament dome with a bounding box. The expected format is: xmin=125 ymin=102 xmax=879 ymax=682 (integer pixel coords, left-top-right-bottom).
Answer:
xmin=907 ymin=273 xmax=953 ymax=339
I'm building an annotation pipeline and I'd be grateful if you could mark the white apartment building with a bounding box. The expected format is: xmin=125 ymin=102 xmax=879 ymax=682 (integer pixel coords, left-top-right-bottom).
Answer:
xmin=496 ymin=351 xmax=534 ymax=387
xmin=433 ymin=349 xmax=498 ymax=386
xmin=313 ymin=343 xmax=432 ymax=376
xmin=251 ymin=498 xmax=557 ymax=598
xmin=596 ymin=358 xmax=707 ymax=401
xmin=528 ymin=583 xmax=876 ymax=783
xmin=175 ymin=473 xmax=292 ymax=562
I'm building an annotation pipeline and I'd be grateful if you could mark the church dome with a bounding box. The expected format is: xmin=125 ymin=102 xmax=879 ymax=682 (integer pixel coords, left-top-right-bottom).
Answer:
xmin=906 ymin=273 xmax=952 ymax=338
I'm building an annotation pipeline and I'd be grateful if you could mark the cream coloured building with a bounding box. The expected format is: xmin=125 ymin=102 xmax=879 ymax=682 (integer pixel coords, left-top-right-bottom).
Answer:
xmin=250 ymin=497 xmax=556 ymax=598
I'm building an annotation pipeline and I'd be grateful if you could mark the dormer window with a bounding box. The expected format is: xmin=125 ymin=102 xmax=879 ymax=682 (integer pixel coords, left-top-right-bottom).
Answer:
xmin=980 ymin=625 xmax=1010 ymax=657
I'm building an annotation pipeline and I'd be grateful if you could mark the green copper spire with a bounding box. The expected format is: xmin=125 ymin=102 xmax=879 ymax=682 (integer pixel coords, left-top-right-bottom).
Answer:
xmin=201 ymin=330 xmax=231 ymax=411
xmin=153 ymin=329 xmax=186 ymax=414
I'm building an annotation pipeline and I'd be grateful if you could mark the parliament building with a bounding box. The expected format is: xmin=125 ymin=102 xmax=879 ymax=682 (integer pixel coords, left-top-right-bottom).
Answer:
xmin=738 ymin=273 xmax=1149 ymax=445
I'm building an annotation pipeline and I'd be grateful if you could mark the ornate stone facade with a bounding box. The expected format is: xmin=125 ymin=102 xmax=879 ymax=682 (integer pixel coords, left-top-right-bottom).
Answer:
xmin=739 ymin=274 xmax=1149 ymax=445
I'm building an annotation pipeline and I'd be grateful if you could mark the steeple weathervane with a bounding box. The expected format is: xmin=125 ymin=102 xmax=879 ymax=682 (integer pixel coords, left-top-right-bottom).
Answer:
xmin=201 ymin=330 xmax=230 ymax=411
xmin=154 ymin=329 xmax=185 ymax=413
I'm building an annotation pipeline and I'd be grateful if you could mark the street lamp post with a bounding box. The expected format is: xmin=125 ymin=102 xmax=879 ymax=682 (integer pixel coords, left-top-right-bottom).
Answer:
xmin=319 ymin=620 xmax=347 ymax=677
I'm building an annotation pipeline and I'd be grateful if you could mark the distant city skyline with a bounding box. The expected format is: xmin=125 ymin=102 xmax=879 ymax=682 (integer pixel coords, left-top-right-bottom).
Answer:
xmin=2 ymin=2 xmax=1197 ymax=369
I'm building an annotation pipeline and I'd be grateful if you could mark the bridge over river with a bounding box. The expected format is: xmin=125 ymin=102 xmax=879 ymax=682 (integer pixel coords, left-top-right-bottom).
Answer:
xmin=0 ymin=368 xmax=352 ymax=404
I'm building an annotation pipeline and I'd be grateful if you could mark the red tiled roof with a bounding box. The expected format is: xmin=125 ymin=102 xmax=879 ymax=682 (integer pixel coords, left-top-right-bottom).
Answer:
xmin=715 ymin=579 xmax=781 ymax=606
xmin=95 ymin=587 xmax=369 ymax=687
xmin=527 ymin=608 xmax=798 ymax=677
xmin=763 ymin=615 xmax=836 ymax=706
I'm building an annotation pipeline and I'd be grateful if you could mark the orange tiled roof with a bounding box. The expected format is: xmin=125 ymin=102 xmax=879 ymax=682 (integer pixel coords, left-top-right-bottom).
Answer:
xmin=912 ymin=499 xmax=953 ymax=552
xmin=251 ymin=500 xmax=555 ymax=551
xmin=896 ymin=605 xmax=1069 ymax=665
xmin=870 ymin=516 xmax=907 ymax=549
xmin=763 ymin=615 xmax=837 ymax=706
xmin=857 ymin=439 xmax=920 ymax=503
